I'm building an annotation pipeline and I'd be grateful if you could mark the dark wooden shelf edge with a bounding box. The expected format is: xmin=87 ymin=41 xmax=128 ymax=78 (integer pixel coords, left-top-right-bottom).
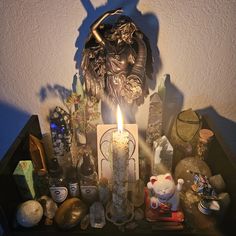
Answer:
xmin=0 ymin=115 xmax=42 ymax=174
xmin=203 ymin=115 xmax=236 ymax=170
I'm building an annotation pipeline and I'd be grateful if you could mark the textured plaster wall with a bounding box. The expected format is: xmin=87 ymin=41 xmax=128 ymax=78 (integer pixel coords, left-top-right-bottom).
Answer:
xmin=0 ymin=0 xmax=236 ymax=159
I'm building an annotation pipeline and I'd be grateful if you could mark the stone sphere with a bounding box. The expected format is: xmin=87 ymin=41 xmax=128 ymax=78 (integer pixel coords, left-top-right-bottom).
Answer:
xmin=16 ymin=200 xmax=43 ymax=227
xmin=174 ymin=157 xmax=212 ymax=192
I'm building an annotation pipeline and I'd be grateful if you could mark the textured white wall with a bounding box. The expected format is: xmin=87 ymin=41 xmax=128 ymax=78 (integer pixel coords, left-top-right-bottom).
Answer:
xmin=0 ymin=0 xmax=236 ymax=158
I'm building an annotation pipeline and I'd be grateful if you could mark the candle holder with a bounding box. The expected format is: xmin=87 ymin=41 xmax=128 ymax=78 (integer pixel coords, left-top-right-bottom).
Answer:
xmin=98 ymin=126 xmax=136 ymax=225
xmin=97 ymin=124 xmax=139 ymax=186
xmin=105 ymin=127 xmax=134 ymax=225
xmin=97 ymin=106 xmax=137 ymax=225
xmin=106 ymin=200 xmax=134 ymax=226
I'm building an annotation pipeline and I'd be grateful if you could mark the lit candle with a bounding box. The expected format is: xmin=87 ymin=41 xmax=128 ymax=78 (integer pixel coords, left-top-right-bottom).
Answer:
xmin=111 ymin=105 xmax=129 ymax=220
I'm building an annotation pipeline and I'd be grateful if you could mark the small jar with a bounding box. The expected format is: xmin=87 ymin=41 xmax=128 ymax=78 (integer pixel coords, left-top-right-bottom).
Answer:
xmin=196 ymin=129 xmax=214 ymax=161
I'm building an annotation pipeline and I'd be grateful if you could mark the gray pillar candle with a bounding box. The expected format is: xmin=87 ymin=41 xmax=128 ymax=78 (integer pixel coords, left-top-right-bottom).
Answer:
xmin=111 ymin=106 xmax=129 ymax=220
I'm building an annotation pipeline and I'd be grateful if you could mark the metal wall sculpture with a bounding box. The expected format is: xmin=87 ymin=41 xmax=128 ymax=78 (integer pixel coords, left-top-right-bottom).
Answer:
xmin=81 ymin=9 xmax=153 ymax=108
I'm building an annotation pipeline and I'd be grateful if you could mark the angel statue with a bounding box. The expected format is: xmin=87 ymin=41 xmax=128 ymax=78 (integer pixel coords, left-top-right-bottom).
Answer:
xmin=81 ymin=9 xmax=153 ymax=121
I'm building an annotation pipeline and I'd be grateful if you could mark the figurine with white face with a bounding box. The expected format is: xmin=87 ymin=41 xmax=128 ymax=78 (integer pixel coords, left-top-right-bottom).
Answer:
xmin=147 ymin=173 xmax=184 ymax=211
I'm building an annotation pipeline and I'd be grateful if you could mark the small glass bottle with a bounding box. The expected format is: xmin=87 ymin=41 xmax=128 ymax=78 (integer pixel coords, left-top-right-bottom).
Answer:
xmin=196 ymin=129 xmax=214 ymax=161
xmin=49 ymin=158 xmax=68 ymax=203
xmin=79 ymin=152 xmax=98 ymax=204
xmin=67 ymin=166 xmax=80 ymax=197
xmin=80 ymin=153 xmax=94 ymax=177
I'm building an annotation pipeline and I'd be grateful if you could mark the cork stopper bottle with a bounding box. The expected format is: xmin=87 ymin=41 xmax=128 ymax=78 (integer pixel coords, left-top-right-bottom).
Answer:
xmin=196 ymin=129 xmax=214 ymax=161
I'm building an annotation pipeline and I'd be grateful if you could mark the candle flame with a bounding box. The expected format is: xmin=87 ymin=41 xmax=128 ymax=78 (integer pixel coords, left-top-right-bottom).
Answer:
xmin=117 ymin=105 xmax=123 ymax=132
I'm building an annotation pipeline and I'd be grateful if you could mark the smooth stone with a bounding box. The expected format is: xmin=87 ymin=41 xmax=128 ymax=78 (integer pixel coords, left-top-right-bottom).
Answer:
xmin=209 ymin=174 xmax=226 ymax=193
xmin=134 ymin=208 xmax=144 ymax=221
xmin=125 ymin=221 xmax=138 ymax=230
xmin=16 ymin=200 xmax=43 ymax=228
xmin=80 ymin=214 xmax=90 ymax=230
xmin=38 ymin=195 xmax=58 ymax=219
xmin=54 ymin=198 xmax=87 ymax=229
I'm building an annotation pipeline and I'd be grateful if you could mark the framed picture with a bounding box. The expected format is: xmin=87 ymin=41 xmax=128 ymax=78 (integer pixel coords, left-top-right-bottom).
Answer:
xmin=97 ymin=124 xmax=139 ymax=184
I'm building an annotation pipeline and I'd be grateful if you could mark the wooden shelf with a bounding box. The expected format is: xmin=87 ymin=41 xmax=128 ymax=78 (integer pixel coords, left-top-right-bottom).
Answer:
xmin=0 ymin=115 xmax=235 ymax=235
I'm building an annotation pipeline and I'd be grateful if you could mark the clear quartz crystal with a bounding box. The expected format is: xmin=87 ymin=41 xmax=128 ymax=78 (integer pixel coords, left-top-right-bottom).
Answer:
xmin=146 ymin=92 xmax=163 ymax=146
xmin=152 ymin=135 xmax=173 ymax=175
xmin=90 ymin=202 xmax=106 ymax=228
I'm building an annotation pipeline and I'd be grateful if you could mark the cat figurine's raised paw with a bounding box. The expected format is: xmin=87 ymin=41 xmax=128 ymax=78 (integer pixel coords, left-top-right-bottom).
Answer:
xmin=147 ymin=173 xmax=184 ymax=211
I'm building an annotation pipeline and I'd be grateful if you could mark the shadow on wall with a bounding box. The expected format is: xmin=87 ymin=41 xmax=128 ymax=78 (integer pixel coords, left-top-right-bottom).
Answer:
xmin=197 ymin=106 xmax=236 ymax=164
xmin=38 ymin=1 xmax=161 ymax=126
xmin=39 ymin=84 xmax=72 ymax=103
xmin=0 ymin=101 xmax=30 ymax=160
xmin=162 ymin=74 xmax=184 ymax=137
xmin=74 ymin=0 xmax=161 ymax=89
xmin=38 ymin=83 xmax=72 ymax=121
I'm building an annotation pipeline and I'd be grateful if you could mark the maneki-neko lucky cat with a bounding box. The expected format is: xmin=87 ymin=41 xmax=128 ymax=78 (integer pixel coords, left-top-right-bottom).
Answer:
xmin=147 ymin=173 xmax=184 ymax=211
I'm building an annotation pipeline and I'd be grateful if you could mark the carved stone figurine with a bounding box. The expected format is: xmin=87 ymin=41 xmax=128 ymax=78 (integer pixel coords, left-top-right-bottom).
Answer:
xmin=147 ymin=173 xmax=184 ymax=211
xmin=81 ymin=9 xmax=152 ymax=108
